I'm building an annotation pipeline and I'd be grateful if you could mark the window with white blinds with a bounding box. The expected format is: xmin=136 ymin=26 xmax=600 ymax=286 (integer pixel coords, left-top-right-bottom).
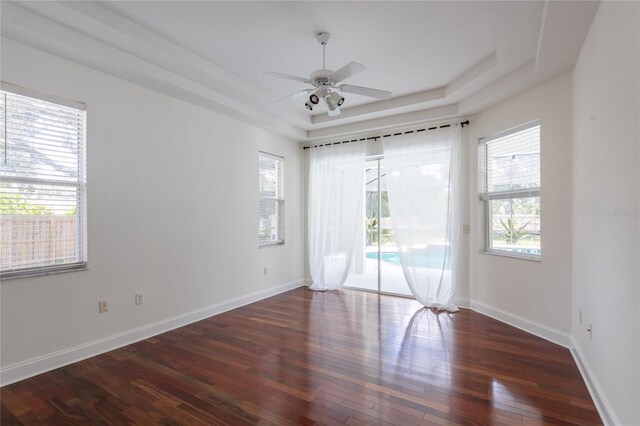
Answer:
xmin=258 ymin=152 xmax=284 ymax=247
xmin=0 ymin=83 xmax=87 ymax=277
xmin=478 ymin=122 xmax=541 ymax=258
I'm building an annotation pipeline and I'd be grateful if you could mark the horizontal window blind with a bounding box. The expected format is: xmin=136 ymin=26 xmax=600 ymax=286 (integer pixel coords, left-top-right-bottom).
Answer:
xmin=479 ymin=122 xmax=541 ymax=258
xmin=259 ymin=152 xmax=284 ymax=246
xmin=1 ymin=85 xmax=87 ymax=276
xmin=479 ymin=123 xmax=540 ymax=200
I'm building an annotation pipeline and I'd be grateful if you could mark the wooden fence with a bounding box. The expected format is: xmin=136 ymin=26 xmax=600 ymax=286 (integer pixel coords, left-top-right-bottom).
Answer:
xmin=1 ymin=215 xmax=77 ymax=271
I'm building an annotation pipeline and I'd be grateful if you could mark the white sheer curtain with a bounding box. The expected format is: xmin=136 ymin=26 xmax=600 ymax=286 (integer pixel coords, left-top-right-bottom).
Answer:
xmin=308 ymin=142 xmax=366 ymax=291
xmin=383 ymin=126 xmax=462 ymax=311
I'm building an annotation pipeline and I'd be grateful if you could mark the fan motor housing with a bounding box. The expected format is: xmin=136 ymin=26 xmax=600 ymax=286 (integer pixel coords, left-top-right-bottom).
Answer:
xmin=316 ymin=32 xmax=331 ymax=45
xmin=310 ymin=69 xmax=334 ymax=85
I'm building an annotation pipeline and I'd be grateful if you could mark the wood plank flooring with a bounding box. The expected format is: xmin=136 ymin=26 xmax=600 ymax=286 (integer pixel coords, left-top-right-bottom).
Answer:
xmin=1 ymin=287 xmax=602 ymax=425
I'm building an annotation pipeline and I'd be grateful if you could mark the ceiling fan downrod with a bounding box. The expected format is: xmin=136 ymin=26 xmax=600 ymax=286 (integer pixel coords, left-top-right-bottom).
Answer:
xmin=316 ymin=32 xmax=331 ymax=71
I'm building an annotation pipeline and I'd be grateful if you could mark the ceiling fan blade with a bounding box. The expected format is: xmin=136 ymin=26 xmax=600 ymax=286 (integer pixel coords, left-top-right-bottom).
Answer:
xmin=268 ymin=89 xmax=312 ymax=105
xmin=329 ymin=62 xmax=366 ymax=83
xmin=339 ymin=84 xmax=392 ymax=100
xmin=263 ymin=71 xmax=313 ymax=84
xmin=327 ymin=106 xmax=341 ymax=117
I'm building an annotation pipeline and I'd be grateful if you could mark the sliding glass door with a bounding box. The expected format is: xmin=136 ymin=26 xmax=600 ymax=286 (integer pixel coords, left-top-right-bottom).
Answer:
xmin=344 ymin=162 xmax=379 ymax=292
xmin=377 ymin=160 xmax=411 ymax=296
xmin=344 ymin=158 xmax=412 ymax=296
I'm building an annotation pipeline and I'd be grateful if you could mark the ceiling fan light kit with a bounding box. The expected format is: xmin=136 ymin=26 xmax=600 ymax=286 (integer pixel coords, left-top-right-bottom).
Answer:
xmin=265 ymin=32 xmax=392 ymax=117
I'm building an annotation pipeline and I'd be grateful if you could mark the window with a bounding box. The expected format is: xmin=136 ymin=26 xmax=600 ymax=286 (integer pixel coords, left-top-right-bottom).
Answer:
xmin=479 ymin=122 xmax=540 ymax=258
xmin=258 ymin=152 xmax=284 ymax=247
xmin=1 ymin=83 xmax=87 ymax=277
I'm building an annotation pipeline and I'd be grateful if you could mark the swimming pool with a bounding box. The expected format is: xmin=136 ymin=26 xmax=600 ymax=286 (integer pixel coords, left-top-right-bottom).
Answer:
xmin=366 ymin=246 xmax=540 ymax=268
xmin=366 ymin=248 xmax=448 ymax=268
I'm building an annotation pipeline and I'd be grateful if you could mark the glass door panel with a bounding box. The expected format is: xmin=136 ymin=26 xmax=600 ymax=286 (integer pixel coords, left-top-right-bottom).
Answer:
xmin=378 ymin=160 xmax=412 ymax=296
xmin=345 ymin=159 xmax=412 ymax=296
xmin=344 ymin=162 xmax=379 ymax=291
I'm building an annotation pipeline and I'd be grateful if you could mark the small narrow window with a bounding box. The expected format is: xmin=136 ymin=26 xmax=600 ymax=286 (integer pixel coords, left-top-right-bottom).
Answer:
xmin=1 ymin=83 xmax=87 ymax=277
xmin=258 ymin=152 xmax=284 ymax=247
xmin=479 ymin=122 xmax=540 ymax=258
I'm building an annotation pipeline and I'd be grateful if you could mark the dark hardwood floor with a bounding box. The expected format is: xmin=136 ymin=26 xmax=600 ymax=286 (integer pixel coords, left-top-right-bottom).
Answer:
xmin=1 ymin=287 xmax=601 ymax=425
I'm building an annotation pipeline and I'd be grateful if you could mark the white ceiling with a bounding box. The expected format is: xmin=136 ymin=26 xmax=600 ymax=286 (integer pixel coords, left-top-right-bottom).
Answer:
xmin=1 ymin=1 xmax=599 ymax=141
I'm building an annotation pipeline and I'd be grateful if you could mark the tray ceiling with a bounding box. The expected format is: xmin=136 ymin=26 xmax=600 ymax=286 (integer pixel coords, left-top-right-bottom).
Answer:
xmin=0 ymin=1 xmax=599 ymax=141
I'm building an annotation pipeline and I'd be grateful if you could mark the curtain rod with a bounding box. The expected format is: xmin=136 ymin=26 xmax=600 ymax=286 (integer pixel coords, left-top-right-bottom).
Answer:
xmin=302 ymin=120 xmax=469 ymax=150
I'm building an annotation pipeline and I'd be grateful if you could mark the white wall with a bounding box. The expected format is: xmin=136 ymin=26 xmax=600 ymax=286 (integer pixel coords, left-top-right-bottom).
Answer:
xmin=572 ymin=2 xmax=640 ymax=425
xmin=0 ymin=39 xmax=305 ymax=374
xmin=469 ymin=72 xmax=574 ymax=341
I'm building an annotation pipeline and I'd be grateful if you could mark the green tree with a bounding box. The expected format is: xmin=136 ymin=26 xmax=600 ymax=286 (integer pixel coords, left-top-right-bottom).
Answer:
xmin=366 ymin=217 xmax=377 ymax=246
xmin=0 ymin=192 xmax=52 ymax=214
xmin=497 ymin=217 xmax=529 ymax=245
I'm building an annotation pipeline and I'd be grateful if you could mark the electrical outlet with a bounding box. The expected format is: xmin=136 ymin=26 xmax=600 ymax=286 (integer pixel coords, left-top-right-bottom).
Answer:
xmin=135 ymin=293 xmax=143 ymax=305
xmin=579 ymin=310 xmax=583 ymax=324
xmin=463 ymin=224 xmax=470 ymax=234
xmin=99 ymin=300 xmax=108 ymax=313
xmin=264 ymin=267 xmax=268 ymax=275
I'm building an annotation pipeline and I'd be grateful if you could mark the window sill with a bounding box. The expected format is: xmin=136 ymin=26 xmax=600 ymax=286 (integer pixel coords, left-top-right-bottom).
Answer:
xmin=480 ymin=250 xmax=541 ymax=262
xmin=259 ymin=243 xmax=285 ymax=249
xmin=1 ymin=263 xmax=88 ymax=281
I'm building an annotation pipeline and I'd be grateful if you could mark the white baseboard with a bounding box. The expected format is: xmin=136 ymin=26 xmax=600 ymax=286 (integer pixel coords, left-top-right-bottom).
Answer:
xmin=468 ymin=301 xmax=615 ymax=424
xmin=469 ymin=300 xmax=572 ymax=348
xmin=570 ymin=337 xmax=619 ymax=426
xmin=0 ymin=279 xmax=305 ymax=387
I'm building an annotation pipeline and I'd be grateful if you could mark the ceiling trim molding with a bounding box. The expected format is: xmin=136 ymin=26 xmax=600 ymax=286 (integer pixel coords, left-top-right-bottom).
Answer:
xmin=535 ymin=0 xmax=550 ymax=71
xmin=307 ymin=104 xmax=459 ymax=140
xmin=2 ymin=1 xmax=309 ymax=139
xmin=312 ymin=52 xmax=497 ymax=126
xmin=311 ymin=87 xmax=446 ymax=125
xmin=445 ymin=53 xmax=498 ymax=96
xmin=533 ymin=0 xmax=599 ymax=76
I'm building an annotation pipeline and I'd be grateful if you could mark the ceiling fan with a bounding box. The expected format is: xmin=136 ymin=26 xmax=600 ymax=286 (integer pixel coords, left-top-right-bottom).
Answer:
xmin=264 ymin=32 xmax=392 ymax=117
